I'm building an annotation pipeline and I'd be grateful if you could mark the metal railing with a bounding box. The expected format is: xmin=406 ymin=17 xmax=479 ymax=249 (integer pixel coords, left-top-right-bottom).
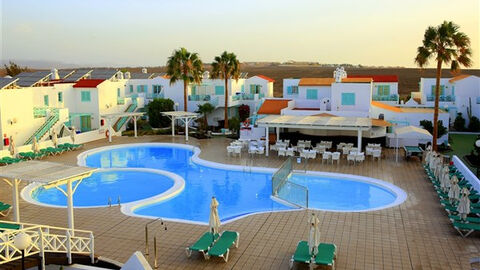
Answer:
xmin=271 ymin=156 xmax=309 ymax=208
xmin=0 ymin=221 xmax=94 ymax=266
xmin=117 ymin=97 xmax=125 ymax=105
xmin=272 ymin=157 xmax=293 ymax=196
xmin=25 ymin=108 xmax=60 ymax=145
xmin=113 ymin=102 xmax=138 ymax=132
xmin=372 ymin=94 xmax=398 ymax=101
xmin=427 ymin=95 xmax=455 ymax=102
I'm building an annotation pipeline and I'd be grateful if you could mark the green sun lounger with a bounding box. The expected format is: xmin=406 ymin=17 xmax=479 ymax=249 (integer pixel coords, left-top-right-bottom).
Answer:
xmin=206 ymin=231 xmax=239 ymax=262
xmin=448 ymin=215 xmax=480 ymax=224
xmin=0 ymin=222 xmax=20 ymax=232
xmin=444 ymin=204 xmax=480 ymax=215
xmin=441 ymin=200 xmax=480 ymax=208
xmin=186 ymin=232 xmax=219 ymax=259
xmin=315 ymin=243 xmax=337 ymax=269
xmin=453 ymin=221 xmax=480 ymax=237
xmin=290 ymin=241 xmax=312 ymax=269
xmin=0 ymin=203 xmax=12 ymax=217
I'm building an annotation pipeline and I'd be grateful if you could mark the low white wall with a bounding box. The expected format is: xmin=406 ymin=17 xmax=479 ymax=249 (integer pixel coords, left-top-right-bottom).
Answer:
xmin=452 ymin=155 xmax=480 ymax=192
xmin=282 ymin=109 xmax=369 ymax=117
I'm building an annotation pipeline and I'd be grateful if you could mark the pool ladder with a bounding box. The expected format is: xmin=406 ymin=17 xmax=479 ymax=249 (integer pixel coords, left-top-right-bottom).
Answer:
xmin=243 ymin=155 xmax=254 ymax=173
xmin=144 ymin=218 xmax=167 ymax=269
xmin=107 ymin=196 xmax=121 ymax=207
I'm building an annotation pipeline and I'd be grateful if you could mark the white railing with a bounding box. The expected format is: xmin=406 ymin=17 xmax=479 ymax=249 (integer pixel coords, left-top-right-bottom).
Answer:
xmin=0 ymin=221 xmax=94 ymax=266
xmin=452 ymin=155 xmax=480 ymax=192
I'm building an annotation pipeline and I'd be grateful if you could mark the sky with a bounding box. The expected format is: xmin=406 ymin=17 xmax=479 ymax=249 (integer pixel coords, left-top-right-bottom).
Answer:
xmin=1 ymin=0 xmax=479 ymax=68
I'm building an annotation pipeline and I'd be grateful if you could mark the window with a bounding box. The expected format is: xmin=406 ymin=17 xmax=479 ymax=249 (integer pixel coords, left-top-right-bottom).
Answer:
xmin=215 ymin=85 xmax=225 ymax=95
xmin=306 ymin=89 xmax=318 ymax=100
xmin=241 ymin=85 xmax=244 ymax=93
xmin=43 ymin=95 xmax=49 ymax=106
xmin=129 ymin=85 xmax=133 ymax=93
xmin=191 ymin=85 xmax=197 ymax=95
xmin=58 ymin=92 xmax=63 ymax=102
xmin=153 ymin=85 xmax=163 ymax=94
xmin=250 ymin=84 xmax=261 ymax=94
xmin=117 ymin=88 xmax=121 ymax=97
xmin=377 ymin=85 xmax=390 ymax=96
xmin=81 ymin=91 xmax=91 ymax=102
xmin=137 ymin=85 xmax=147 ymax=93
xmin=341 ymin=93 xmax=355 ymax=105
xmin=287 ymin=86 xmax=299 ymax=95
xmin=430 ymin=85 xmax=445 ymax=96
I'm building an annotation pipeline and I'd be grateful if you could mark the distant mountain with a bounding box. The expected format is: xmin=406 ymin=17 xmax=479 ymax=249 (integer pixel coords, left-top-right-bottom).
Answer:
xmin=0 ymin=59 xmax=119 ymax=69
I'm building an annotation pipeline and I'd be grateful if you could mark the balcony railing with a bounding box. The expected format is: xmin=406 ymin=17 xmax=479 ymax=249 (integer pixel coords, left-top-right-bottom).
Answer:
xmin=117 ymin=97 xmax=125 ymax=105
xmin=33 ymin=107 xmax=48 ymax=118
xmin=146 ymin=93 xmax=164 ymax=99
xmin=372 ymin=94 xmax=398 ymax=101
xmin=188 ymin=94 xmax=211 ymax=101
xmin=427 ymin=95 xmax=455 ymax=102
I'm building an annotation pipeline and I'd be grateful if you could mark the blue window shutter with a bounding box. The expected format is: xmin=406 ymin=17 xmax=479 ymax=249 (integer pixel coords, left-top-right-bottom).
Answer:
xmin=341 ymin=93 xmax=355 ymax=105
xmin=306 ymin=89 xmax=318 ymax=100
xmin=287 ymin=86 xmax=292 ymax=95
xmin=215 ymin=86 xmax=225 ymax=95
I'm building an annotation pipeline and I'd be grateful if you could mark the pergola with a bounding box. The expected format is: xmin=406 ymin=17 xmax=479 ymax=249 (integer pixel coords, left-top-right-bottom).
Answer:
xmin=256 ymin=115 xmax=376 ymax=156
xmin=162 ymin=111 xmax=199 ymax=141
xmin=0 ymin=161 xmax=96 ymax=230
xmin=101 ymin=112 xmax=145 ymax=142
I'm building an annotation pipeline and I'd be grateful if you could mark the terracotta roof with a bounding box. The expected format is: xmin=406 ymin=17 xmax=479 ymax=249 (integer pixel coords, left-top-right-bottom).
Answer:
xmin=449 ymin=74 xmax=471 ymax=83
xmin=341 ymin=77 xmax=372 ymax=83
xmin=371 ymin=119 xmax=393 ymax=127
xmin=257 ymin=99 xmax=290 ymax=115
xmin=255 ymin=75 xmax=275 ymax=82
xmin=298 ymin=78 xmax=335 ymax=86
xmin=73 ymin=79 xmax=105 ymax=88
xmin=348 ymin=75 xmax=398 ymax=82
xmin=371 ymin=101 xmax=402 ymax=112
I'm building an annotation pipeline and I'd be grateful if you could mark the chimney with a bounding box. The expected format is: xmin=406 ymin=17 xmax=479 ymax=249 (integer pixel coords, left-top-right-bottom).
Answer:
xmin=51 ymin=68 xmax=59 ymax=80
xmin=142 ymin=68 xmax=147 ymax=74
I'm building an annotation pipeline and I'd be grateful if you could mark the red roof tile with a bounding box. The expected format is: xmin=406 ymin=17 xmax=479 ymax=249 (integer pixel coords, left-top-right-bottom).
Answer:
xmin=73 ymin=79 xmax=105 ymax=88
xmin=348 ymin=75 xmax=398 ymax=82
xmin=257 ymin=99 xmax=290 ymax=115
xmin=255 ymin=75 xmax=275 ymax=82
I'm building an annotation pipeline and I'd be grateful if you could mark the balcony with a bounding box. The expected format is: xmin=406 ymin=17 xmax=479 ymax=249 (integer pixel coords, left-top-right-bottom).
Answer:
xmin=117 ymin=97 xmax=125 ymax=105
xmin=426 ymin=95 xmax=455 ymax=102
xmin=372 ymin=94 xmax=398 ymax=101
xmin=146 ymin=93 xmax=164 ymax=99
xmin=188 ymin=94 xmax=211 ymax=101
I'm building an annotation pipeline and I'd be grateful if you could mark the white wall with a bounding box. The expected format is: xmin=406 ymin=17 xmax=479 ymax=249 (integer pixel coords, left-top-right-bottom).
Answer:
xmin=283 ymin=79 xmax=300 ymax=99
xmin=331 ymin=83 xmax=372 ymax=112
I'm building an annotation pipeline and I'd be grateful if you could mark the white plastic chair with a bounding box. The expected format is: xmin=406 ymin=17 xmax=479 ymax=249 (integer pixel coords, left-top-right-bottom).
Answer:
xmin=322 ymin=152 xmax=331 ymax=164
xmin=347 ymin=153 xmax=356 ymax=165
xmin=233 ymin=147 xmax=241 ymax=157
xmin=305 ymin=140 xmax=311 ymax=148
xmin=372 ymin=149 xmax=381 ymax=161
xmin=256 ymin=147 xmax=265 ymax=155
xmin=342 ymin=147 xmax=351 ymax=155
xmin=300 ymin=150 xmax=308 ymax=159
xmin=286 ymin=148 xmax=295 ymax=157
xmin=332 ymin=152 xmax=341 ymax=165
xmin=355 ymin=153 xmax=365 ymax=163
xmin=278 ymin=148 xmax=286 ymax=157
xmin=227 ymin=146 xmax=234 ymax=157
xmin=307 ymin=150 xmax=316 ymax=159
xmin=248 ymin=146 xmax=257 ymax=156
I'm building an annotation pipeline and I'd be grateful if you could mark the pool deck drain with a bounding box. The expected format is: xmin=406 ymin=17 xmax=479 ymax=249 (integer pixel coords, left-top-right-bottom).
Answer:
xmin=1 ymin=135 xmax=479 ymax=269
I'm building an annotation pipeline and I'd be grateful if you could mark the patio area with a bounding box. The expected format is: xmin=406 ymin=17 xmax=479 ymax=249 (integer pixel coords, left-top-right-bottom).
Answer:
xmin=1 ymin=135 xmax=479 ymax=269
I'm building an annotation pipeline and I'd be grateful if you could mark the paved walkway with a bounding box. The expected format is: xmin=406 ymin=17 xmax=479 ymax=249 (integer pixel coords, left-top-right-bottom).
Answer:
xmin=1 ymin=135 xmax=479 ymax=269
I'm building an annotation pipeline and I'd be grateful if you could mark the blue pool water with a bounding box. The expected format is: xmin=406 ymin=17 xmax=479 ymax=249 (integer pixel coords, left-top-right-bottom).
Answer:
xmin=31 ymin=144 xmax=402 ymax=223
xmin=34 ymin=170 xmax=174 ymax=207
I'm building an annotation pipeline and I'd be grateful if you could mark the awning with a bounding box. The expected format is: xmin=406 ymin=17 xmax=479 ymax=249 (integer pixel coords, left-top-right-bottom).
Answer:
xmin=394 ymin=126 xmax=433 ymax=139
xmin=256 ymin=115 xmax=372 ymax=130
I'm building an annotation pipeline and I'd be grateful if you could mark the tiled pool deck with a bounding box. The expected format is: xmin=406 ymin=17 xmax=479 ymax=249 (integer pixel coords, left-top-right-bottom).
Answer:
xmin=1 ymin=135 xmax=479 ymax=269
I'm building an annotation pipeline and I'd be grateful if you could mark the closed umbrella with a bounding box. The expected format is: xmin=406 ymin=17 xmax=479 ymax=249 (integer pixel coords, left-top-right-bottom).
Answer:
xmin=8 ymin=136 xmax=15 ymax=157
xmin=52 ymin=130 xmax=58 ymax=147
xmin=209 ymin=197 xmax=221 ymax=237
xmin=448 ymin=175 xmax=460 ymax=204
xmin=70 ymin=127 xmax=76 ymax=144
xmin=32 ymin=137 xmax=39 ymax=153
xmin=308 ymin=213 xmax=320 ymax=256
xmin=457 ymin=188 xmax=471 ymax=221
xmin=441 ymin=166 xmax=451 ymax=193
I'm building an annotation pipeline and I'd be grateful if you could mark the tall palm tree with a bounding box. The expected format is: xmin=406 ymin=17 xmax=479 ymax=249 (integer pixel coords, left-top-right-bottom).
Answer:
xmin=196 ymin=102 xmax=215 ymax=131
xmin=415 ymin=21 xmax=472 ymax=150
xmin=166 ymin=48 xmax=204 ymax=112
xmin=210 ymin=51 xmax=240 ymax=129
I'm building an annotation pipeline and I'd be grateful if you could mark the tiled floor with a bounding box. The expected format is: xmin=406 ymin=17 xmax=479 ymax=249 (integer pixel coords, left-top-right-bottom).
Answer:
xmin=1 ymin=135 xmax=479 ymax=269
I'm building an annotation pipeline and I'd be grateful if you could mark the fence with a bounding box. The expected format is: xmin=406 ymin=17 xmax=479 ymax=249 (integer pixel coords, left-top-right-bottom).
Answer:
xmin=271 ymin=157 xmax=309 ymax=208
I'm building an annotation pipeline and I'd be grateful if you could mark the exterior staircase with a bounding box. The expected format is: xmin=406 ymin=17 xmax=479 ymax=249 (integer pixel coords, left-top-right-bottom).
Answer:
xmin=113 ymin=101 xmax=138 ymax=132
xmin=24 ymin=108 xmax=60 ymax=145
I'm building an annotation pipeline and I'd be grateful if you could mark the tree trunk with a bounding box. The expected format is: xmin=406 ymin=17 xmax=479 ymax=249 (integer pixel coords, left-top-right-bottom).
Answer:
xmin=224 ymin=77 xmax=229 ymax=129
xmin=183 ymin=81 xmax=188 ymax=112
xmin=432 ymin=59 xmax=442 ymax=151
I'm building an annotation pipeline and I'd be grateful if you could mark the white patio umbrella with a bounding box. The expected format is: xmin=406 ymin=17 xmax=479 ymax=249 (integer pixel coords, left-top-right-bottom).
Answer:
xmin=441 ymin=166 xmax=450 ymax=192
xmin=32 ymin=137 xmax=39 ymax=153
xmin=70 ymin=127 xmax=76 ymax=144
xmin=8 ymin=136 xmax=16 ymax=157
xmin=448 ymin=175 xmax=460 ymax=204
xmin=52 ymin=129 xmax=58 ymax=147
xmin=209 ymin=197 xmax=221 ymax=236
xmin=457 ymin=187 xmax=471 ymax=221
xmin=308 ymin=213 xmax=320 ymax=256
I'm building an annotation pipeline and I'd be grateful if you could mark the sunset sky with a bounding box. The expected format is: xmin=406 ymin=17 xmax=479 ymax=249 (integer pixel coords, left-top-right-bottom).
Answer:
xmin=1 ymin=0 xmax=479 ymax=68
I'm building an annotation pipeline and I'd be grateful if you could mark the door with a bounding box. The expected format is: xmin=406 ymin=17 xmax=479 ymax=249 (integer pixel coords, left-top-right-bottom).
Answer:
xmin=80 ymin=115 xmax=92 ymax=132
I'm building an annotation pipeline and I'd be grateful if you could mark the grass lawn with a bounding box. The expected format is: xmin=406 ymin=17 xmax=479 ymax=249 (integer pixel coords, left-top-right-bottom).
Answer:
xmin=442 ymin=133 xmax=478 ymax=173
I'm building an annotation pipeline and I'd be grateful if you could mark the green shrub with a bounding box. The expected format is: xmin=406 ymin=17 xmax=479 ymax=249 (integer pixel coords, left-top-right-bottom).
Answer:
xmin=147 ymin=98 xmax=174 ymax=128
xmin=228 ymin=117 xmax=241 ymax=133
xmin=468 ymin=116 xmax=480 ymax=132
xmin=453 ymin=113 xmax=466 ymax=131
xmin=420 ymin=119 xmax=447 ymax=138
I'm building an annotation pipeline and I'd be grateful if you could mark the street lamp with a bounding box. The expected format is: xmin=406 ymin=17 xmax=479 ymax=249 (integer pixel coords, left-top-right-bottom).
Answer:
xmin=13 ymin=232 xmax=31 ymax=270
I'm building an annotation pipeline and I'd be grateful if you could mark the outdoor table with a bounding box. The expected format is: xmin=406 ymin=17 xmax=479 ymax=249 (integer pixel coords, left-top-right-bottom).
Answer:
xmin=404 ymin=146 xmax=423 ymax=159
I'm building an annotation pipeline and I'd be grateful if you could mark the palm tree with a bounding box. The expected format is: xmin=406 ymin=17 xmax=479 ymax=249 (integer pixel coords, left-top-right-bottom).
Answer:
xmin=166 ymin=48 xmax=204 ymax=112
xmin=196 ymin=102 xmax=215 ymax=131
xmin=415 ymin=21 xmax=472 ymax=150
xmin=210 ymin=51 xmax=240 ymax=129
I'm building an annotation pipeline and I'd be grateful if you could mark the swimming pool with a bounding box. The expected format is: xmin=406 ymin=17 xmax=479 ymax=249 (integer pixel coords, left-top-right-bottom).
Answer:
xmin=24 ymin=143 xmax=406 ymax=224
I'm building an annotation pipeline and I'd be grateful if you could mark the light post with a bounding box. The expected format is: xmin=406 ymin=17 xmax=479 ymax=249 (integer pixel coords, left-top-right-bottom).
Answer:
xmin=13 ymin=232 xmax=32 ymax=270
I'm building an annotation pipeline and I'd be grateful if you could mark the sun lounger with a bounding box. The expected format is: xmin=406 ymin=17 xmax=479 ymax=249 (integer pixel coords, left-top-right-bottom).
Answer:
xmin=448 ymin=215 xmax=480 ymax=224
xmin=186 ymin=232 xmax=219 ymax=259
xmin=206 ymin=231 xmax=239 ymax=262
xmin=314 ymin=243 xmax=337 ymax=269
xmin=0 ymin=202 xmax=12 ymax=217
xmin=453 ymin=221 xmax=480 ymax=237
xmin=289 ymin=241 xmax=311 ymax=269
xmin=0 ymin=222 xmax=20 ymax=232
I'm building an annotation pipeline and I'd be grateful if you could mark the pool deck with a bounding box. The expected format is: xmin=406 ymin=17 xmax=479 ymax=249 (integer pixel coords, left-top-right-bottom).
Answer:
xmin=1 ymin=135 xmax=480 ymax=269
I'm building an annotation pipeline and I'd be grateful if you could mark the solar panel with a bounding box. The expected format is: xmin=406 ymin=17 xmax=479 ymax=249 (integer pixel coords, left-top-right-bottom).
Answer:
xmin=89 ymin=69 xmax=118 ymax=80
xmin=0 ymin=78 xmax=18 ymax=89
xmin=58 ymin=69 xmax=75 ymax=79
xmin=129 ymin=72 xmax=154 ymax=79
xmin=14 ymin=71 xmax=51 ymax=86
xmin=64 ymin=69 xmax=92 ymax=82
xmin=240 ymin=72 xmax=249 ymax=79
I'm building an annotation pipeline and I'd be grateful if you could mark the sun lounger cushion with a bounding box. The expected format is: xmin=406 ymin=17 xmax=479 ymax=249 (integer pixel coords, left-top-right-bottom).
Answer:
xmin=315 ymin=243 xmax=336 ymax=266
xmin=292 ymin=241 xmax=311 ymax=264
xmin=0 ymin=222 xmax=20 ymax=231
xmin=189 ymin=232 xmax=219 ymax=253
xmin=207 ymin=231 xmax=238 ymax=257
